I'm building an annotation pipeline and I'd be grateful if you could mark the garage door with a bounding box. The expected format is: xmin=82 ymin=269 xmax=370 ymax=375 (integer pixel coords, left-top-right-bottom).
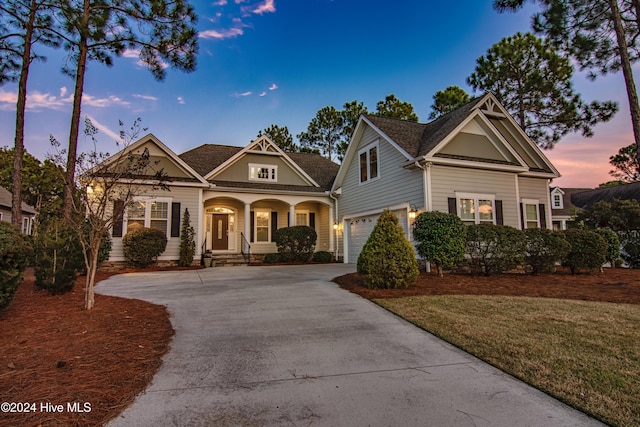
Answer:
xmin=347 ymin=210 xmax=408 ymax=264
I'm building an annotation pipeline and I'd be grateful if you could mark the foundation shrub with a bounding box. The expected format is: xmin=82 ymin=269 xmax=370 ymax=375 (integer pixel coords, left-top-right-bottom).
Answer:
xmin=357 ymin=209 xmax=419 ymax=289
xmin=563 ymin=228 xmax=608 ymax=274
xmin=413 ymin=211 xmax=466 ymax=276
xmin=122 ymin=227 xmax=167 ymax=268
xmin=313 ymin=251 xmax=333 ymax=263
xmin=466 ymin=224 xmax=526 ymax=276
xmin=524 ymin=228 xmax=570 ymax=274
xmin=273 ymin=226 xmax=317 ymax=262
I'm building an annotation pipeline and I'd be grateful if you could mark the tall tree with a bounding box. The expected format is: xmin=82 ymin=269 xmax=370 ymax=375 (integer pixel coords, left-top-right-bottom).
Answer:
xmin=297 ymin=106 xmax=344 ymax=161
xmin=55 ymin=0 xmax=198 ymax=219
xmin=494 ymin=0 xmax=640 ymax=162
xmin=467 ymin=32 xmax=617 ymax=148
xmin=257 ymin=125 xmax=296 ymax=152
xmin=1 ymin=0 xmax=59 ymax=228
xmin=338 ymin=99 xmax=369 ymax=160
xmin=429 ymin=86 xmax=471 ymax=119
xmin=609 ymin=143 xmax=640 ymax=182
xmin=374 ymin=94 xmax=419 ymax=121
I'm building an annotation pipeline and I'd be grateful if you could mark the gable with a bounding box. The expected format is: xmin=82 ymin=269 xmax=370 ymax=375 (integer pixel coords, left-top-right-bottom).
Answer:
xmin=213 ymin=152 xmax=312 ymax=186
xmin=133 ymin=141 xmax=193 ymax=180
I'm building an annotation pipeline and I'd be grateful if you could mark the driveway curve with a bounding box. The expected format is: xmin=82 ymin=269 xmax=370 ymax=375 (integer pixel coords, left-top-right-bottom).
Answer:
xmin=98 ymin=264 xmax=603 ymax=427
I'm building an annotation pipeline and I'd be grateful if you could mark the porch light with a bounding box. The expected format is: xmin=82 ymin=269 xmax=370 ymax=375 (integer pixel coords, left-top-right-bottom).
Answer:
xmin=408 ymin=204 xmax=418 ymax=220
xmin=333 ymin=223 xmax=339 ymax=230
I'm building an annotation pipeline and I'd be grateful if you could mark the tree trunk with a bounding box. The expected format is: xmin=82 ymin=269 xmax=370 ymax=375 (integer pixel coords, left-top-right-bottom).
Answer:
xmin=12 ymin=0 xmax=37 ymax=229
xmin=63 ymin=0 xmax=90 ymax=221
xmin=609 ymin=0 xmax=640 ymax=164
xmin=85 ymin=240 xmax=100 ymax=310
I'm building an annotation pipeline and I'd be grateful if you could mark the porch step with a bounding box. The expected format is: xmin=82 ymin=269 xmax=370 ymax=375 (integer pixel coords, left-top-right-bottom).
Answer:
xmin=203 ymin=253 xmax=249 ymax=267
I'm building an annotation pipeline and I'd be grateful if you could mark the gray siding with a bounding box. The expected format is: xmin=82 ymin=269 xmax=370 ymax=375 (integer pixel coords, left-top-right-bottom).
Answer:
xmin=214 ymin=153 xmax=310 ymax=186
xmin=337 ymin=125 xmax=423 ymax=218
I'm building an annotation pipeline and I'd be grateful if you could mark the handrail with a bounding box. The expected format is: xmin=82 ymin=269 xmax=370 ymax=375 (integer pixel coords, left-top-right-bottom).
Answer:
xmin=240 ymin=232 xmax=251 ymax=265
xmin=200 ymin=238 xmax=207 ymax=266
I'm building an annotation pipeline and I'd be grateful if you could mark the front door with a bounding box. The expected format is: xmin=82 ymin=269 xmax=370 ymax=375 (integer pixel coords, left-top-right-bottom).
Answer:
xmin=212 ymin=214 xmax=229 ymax=250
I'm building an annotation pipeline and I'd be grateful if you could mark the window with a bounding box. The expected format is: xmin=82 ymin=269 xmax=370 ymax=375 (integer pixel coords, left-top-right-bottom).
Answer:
xmin=126 ymin=199 xmax=170 ymax=236
xmin=359 ymin=143 xmax=379 ymax=183
xmin=457 ymin=193 xmax=495 ymax=225
xmin=295 ymin=211 xmax=309 ymax=226
xmin=552 ymin=193 xmax=563 ymax=209
xmin=22 ymin=217 xmax=31 ymax=235
xmin=254 ymin=209 xmax=270 ymax=242
xmin=249 ymin=163 xmax=277 ymax=182
xmin=522 ymin=199 xmax=540 ymax=229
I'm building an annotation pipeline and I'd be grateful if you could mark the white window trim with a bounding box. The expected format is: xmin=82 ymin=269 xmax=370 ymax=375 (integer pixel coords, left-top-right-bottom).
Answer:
xmin=124 ymin=196 xmax=173 ymax=239
xmin=456 ymin=192 xmax=496 ymax=225
xmin=522 ymin=198 xmax=540 ymax=229
xmin=253 ymin=208 xmax=272 ymax=243
xmin=358 ymin=141 xmax=380 ymax=185
xmin=295 ymin=210 xmax=310 ymax=226
xmin=552 ymin=192 xmax=563 ymax=209
xmin=248 ymin=163 xmax=278 ymax=182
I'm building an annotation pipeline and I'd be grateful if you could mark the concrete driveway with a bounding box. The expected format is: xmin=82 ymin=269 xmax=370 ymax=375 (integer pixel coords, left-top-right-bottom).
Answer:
xmin=98 ymin=264 xmax=603 ymax=427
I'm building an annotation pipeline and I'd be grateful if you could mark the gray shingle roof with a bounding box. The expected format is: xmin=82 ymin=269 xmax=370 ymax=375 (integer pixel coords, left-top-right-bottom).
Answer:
xmin=552 ymin=187 xmax=593 ymax=215
xmin=178 ymin=144 xmax=339 ymax=191
xmin=571 ymin=182 xmax=640 ymax=209
xmin=0 ymin=186 xmax=37 ymax=214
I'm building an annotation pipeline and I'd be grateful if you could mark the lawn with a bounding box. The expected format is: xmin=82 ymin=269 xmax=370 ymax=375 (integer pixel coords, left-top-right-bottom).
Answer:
xmin=375 ymin=295 xmax=640 ymax=427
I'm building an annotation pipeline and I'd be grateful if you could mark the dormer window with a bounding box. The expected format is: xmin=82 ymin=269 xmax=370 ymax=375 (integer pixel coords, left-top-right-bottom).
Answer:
xmin=552 ymin=192 xmax=563 ymax=209
xmin=249 ymin=163 xmax=277 ymax=182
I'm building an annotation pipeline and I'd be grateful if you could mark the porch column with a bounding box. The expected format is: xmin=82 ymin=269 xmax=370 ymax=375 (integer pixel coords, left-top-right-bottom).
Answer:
xmin=289 ymin=204 xmax=296 ymax=226
xmin=244 ymin=203 xmax=250 ymax=241
xmin=329 ymin=205 xmax=335 ymax=255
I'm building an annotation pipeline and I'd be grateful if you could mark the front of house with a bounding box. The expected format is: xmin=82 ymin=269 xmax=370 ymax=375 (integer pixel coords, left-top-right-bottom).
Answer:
xmin=107 ymin=135 xmax=339 ymax=263
xmin=104 ymin=93 xmax=562 ymax=265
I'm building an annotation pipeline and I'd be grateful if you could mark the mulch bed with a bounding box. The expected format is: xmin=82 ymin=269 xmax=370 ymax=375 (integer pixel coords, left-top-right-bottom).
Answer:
xmin=334 ymin=267 xmax=640 ymax=305
xmin=0 ymin=267 xmax=199 ymax=427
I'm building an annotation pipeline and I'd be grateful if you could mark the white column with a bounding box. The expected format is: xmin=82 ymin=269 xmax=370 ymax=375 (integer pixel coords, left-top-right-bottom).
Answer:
xmin=289 ymin=204 xmax=296 ymax=226
xmin=329 ymin=204 xmax=334 ymax=254
xmin=244 ymin=203 xmax=251 ymax=241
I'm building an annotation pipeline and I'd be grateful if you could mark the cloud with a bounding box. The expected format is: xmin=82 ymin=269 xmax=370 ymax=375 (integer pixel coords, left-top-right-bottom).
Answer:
xmin=199 ymin=27 xmax=244 ymax=39
xmin=82 ymin=94 xmax=130 ymax=108
xmin=250 ymin=0 xmax=275 ymax=15
xmin=213 ymin=0 xmax=227 ymax=5
xmin=132 ymin=94 xmax=159 ymax=101
xmin=177 ymin=96 xmax=185 ymax=104
xmin=259 ymin=92 xmax=266 ymax=97
xmin=232 ymin=91 xmax=253 ymax=97
xmin=121 ymin=48 xmax=169 ymax=71
xmin=269 ymin=83 xmax=278 ymax=91
xmin=84 ymin=115 xmax=121 ymax=142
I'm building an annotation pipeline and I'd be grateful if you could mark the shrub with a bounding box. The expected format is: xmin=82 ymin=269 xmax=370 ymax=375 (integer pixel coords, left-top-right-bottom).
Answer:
xmin=263 ymin=253 xmax=280 ymax=263
xmin=34 ymin=219 xmax=83 ymax=295
xmin=563 ymin=228 xmax=608 ymax=274
xmin=273 ymin=226 xmax=317 ymax=262
xmin=178 ymin=208 xmax=196 ymax=266
xmin=357 ymin=209 xmax=419 ymax=289
xmin=466 ymin=224 xmax=526 ymax=276
xmin=621 ymin=231 xmax=640 ymax=268
xmin=524 ymin=228 xmax=570 ymax=275
xmin=413 ymin=211 xmax=466 ymax=276
xmin=593 ymin=228 xmax=621 ymax=268
xmin=0 ymin=222 xmax=30 ymax=310
xmin=313 ymin=251 xmax=333 ymax=263
xmin=122 ymin=227 xmax=167 ymax=267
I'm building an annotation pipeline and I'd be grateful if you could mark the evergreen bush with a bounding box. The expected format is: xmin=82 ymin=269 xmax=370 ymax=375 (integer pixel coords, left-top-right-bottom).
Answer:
xmin=357 ymin=209 xmax=419 ymax=289
xmin=524 ymin=228 xmax=570 ymax=274
xmin=466 ymin=223 xmax=526 ymax=276
xmin=122 ymin=227 xmax=167 ymax=267
xmin=313 ymin=250 xmax=333 ymax=263
xmin=413 ymin=211 xmax=466 ymax=276
xmin=273 ymin=226 xmax=317 ymax=262
xmin=34 ymin=219 xmax=83 ymax=295
xmin=0 ymin=222 xmax=30 ymax=310
xmin=593 ymin=228 xmax=621 ymax=268
xmin=263 ymin=253 xmax=280 ymax=263
xmin=563 ymin=228 xmax=608 ymax=274
xmin=621 ymin=232 xmax=640 ymax=268
xmin=178 ymin=208 xmax=196 ymax=266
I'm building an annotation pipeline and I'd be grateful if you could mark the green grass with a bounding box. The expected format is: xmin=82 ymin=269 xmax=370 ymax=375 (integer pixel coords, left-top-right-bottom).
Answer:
xmin=374 ymin=296 xmax=640 ymax=427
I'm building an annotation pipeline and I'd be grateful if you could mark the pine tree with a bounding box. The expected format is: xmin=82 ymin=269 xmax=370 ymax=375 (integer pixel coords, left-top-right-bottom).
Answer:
xmin=178 ymin=208 xmax=195 ymax=266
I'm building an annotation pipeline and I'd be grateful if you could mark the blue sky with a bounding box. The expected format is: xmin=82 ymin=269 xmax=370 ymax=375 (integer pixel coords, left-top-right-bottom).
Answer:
xmin=0 ymin=0 xmax=635 ymax=187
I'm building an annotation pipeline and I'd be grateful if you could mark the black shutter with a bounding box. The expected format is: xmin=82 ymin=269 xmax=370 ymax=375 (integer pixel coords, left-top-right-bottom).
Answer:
xmin=539 ymin=204 xmax=547 ymax=229
xmin=171 ymin=203 xmax=181 ymax=237
xmin=287 ymin=212 xmax=290 ymax=227
xmin=112 ymin=200 xmax=125 ymax=237
xmin=519 ymin=203 xmax=525 ymax=229
xmin=448 ymin=198 xmax=457 ymax=215
xmin=309 ymin=212 xmax=315 ymax=229
xmin=250 ymin=211 xmax=255 ymax=242
xmin=495 ymin=200 xmax=503 ymax=225
xmin=271 ymin=211 xmax=278 ymax=240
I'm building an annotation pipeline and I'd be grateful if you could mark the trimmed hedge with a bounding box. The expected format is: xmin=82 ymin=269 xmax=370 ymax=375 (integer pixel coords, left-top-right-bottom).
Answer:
xmin=466 ymin=223 xmax=526 ymax=276
xmin=313 ymin=251 xmax=333 ymax=263
xmin=0 ymin=222 xmax=30 ymax=310
xmin=413 ymin=211 xmax=466 ymax=276
xmin=524 ymin=228 xmax=570 ymax=275
xmin=357 ymin=209 xmax=419 ymax=289
xmin=273 ymin=226 xmax=317 ymax=262
xmin=263 ymin=253 xmax=280 ymax=264
xmin=122 ymin=227 xmax=168 ymax=267
xmin=563 ymin=228 xmax=608 ymax=274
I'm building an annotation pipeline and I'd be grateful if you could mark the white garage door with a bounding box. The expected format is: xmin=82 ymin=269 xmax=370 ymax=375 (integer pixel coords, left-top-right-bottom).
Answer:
xmin=347 ymin=210 xmax=408 ymax=264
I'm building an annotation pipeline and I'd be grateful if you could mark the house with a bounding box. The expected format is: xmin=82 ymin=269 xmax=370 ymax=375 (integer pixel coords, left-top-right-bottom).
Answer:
xmin=102 ymin=93 xmax=562 ymax=266
xmin=0 ymin=186 xmax=37 ymax=234
xmin=105 ymin=135 xmax=339 ymax=264
xmin=549 ymin=187 xmax=593 ymax=230
xmin=331 ymin=93 xmax=560 ymax=263
xmin=570 ymin=181 xmax=640 ymax=209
